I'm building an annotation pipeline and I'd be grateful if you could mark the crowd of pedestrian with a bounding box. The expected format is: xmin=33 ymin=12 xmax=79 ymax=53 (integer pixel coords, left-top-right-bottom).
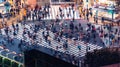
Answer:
xmin=0 ymin=20 xmax=82 ymax=66
xmin=0 ymin=3 xmax=120 ymax=67
xmin=1 ymin=17 xmax=119 ymax=66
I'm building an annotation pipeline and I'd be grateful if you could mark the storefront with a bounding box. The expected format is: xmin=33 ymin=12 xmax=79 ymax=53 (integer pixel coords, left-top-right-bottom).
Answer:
xmin=0 ymin=3 xmax=6 ymax=14
xmin=79 ymin=0 xmax=120 ymax=22
xmin=92 ymin=0 xmax=120 ymax=22
xmin=82 ymin=0 xmax=99 ymax=9
xmin=0 ymin=0 xmax=11 ymax=14
xmin=93 ymin=8 xmax=117 ymax=19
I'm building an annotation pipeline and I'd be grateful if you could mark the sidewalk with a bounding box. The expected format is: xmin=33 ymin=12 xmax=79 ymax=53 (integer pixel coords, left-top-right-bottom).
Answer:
xmin=90 ymin=17 xmax=119 ymax=26
xmin=0 ymin=13 xmax=21 ymax=28
xmin=89 ymin=16 xmax=120 ymax=31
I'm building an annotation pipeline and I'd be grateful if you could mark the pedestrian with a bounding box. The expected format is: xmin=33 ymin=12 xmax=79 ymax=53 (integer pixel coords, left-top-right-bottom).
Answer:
xmin=86 ymin=45 xmax=90 ymax=52
xmin=33 ymin=34 xmax=37 ymax=40
xmin=63 ymin=40 xmax=68 ymax=50
xmin=32 ymin=10 xmax=35 ymax=21
xmin=77 ymin=45 xmax=81 ymax=51
xmin=4 ymin=27 xmax=8 ymax=35
xmin=69 ymin=7 xmax=71 ymax=14
xmin=12 ymin=23 xmax=15 ymax=29
xmin=13 ymin=29 xmax=17 ymax=36
xmin=57 ymin=36 xmax=61 ymax=42
xmin=86 ymin=9 xmax=89 ymax=21
xmin=59 ymin=7 xmax=62 ymax=13
xmin=101 ymin=17 xmax=104 ymax=23
xmin=18 ymin=42 xmax=22 ymax=49
xmin=48 ymin=36 xmax=51 ymax=45
xmin=39 ymin=38 xmax=42 ymax=44
xmin=89 ymin=8 xmax=93 ymax=17
xmin=60 ymin=12 xmax=63 ymax=19
xmin=10 ymin=38 xmax=14 ymax=45
xmin=70 ymin=22 xmax=74 ymax=31
xmin=73 ymin=10 xmax=75 ymax=18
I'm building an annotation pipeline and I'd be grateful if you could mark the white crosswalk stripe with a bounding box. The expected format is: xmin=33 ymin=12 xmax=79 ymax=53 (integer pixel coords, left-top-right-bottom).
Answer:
xmin=0 ymin=23 xmax=103 ymax=57
xmin=26 ymin=6 xmax=80 ymax=21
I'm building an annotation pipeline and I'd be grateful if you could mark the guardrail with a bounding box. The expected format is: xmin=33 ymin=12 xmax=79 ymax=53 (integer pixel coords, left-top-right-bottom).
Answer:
xmin=0 ymin=55 xmax=23 ymax=67
xmin=0 ymin=46 xmax=24 ymax=66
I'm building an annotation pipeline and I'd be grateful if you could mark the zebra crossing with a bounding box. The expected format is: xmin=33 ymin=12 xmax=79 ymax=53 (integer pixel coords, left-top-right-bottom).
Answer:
xmin=27 ymin=5 xmax=80 ymax=21
xmin=0 ymin=23 xmax=103 ymax=57
xmin=50 ymin=5 xmax=80 ymax=20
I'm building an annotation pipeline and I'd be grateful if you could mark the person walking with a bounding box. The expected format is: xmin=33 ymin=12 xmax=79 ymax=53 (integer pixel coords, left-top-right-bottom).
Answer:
xmin=101 ymin=17 xmax=104 ymax=25
xmin=86 ymin=9 xmax=89 ymax=21
xmin=89 ymin=8 xmax=93 ymax=17
xmin=70 ymin=22 xmax=74 ymax=31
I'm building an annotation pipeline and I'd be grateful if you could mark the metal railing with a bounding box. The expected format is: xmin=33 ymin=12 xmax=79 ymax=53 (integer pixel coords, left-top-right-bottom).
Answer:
xmin=0 ymin=46 xmax=24 ymax=65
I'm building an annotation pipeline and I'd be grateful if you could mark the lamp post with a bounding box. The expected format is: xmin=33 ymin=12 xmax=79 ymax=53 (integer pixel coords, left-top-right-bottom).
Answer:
xmin=112 ymin=10 xmax=114 ymax=20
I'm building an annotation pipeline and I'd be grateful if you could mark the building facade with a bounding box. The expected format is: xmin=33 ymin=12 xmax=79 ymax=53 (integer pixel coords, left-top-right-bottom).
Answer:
xmin=25 ymin=0 xmax=50 ymax=7
xmin=36 ymin=0 xmax=50 ymax=6
xmin=25 ymin=0 xmax=36 ymax=8
xmin=81 ymin=0 xmax=120 ymax=22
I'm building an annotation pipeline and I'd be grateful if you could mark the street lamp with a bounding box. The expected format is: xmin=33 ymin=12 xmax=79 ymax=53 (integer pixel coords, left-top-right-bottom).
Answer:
xmin=112 ymin=10 xmax=114 ymax=20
